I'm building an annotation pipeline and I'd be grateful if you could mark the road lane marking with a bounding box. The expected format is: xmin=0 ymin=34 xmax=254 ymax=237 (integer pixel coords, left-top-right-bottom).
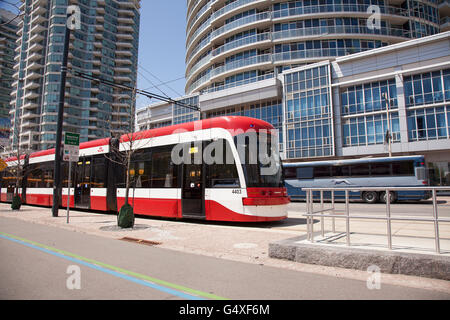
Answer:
xmin=0 ymin=231 xmax=226 ymax=300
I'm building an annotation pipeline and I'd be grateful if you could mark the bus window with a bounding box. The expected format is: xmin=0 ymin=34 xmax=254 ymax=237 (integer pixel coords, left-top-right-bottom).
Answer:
xmin=331 ymin=165 xmax=350 ymax=177
xmin=297 ymin=167 xmax=313 ymax=179
xmin=283 ymin=167 xmax=297 ymax=179
xmin=350 ymin=164 xmax=369 ymax=176
xmin=392 ymin=161 xmax=414 ymax=175
xmin=314 ymin=166 xmax=331 ymax=178
xmin=370 ymin=162 xmax=391 ymax=176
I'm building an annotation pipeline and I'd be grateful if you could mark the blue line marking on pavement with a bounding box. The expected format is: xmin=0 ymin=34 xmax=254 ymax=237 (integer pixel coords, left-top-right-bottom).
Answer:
xmin=0 ymin=234 xmax=203 ymax=300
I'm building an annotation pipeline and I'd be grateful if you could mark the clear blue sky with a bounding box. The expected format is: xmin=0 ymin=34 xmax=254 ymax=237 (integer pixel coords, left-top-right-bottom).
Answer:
xmin=136 ymin=1 xmax=188 ymax=109
xmin=0 ymin=1 xmax=189 ymax=110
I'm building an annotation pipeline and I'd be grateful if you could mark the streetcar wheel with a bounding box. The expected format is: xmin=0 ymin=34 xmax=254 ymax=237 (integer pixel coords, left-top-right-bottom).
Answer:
xmin=362 ymin=191 xmax=378 ymax=204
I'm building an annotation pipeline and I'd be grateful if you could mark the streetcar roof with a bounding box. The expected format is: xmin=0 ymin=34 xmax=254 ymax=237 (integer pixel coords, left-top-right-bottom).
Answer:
xmin=121 ymin=116 xmax=275 ymax=143
xmin=4 ymin=116 xmax=274 ymax=162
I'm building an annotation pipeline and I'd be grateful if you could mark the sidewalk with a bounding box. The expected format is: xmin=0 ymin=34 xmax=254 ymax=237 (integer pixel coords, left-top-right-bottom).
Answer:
xmin=0 ymin=203 xmax=300 ymax=265
xmin=1 ymin=202 xmax=449 ymax=294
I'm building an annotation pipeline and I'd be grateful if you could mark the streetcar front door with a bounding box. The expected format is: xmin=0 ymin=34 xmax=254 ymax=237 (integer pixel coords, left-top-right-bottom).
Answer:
xmin=74 ymin=158 xmax=91 ymax=209
xmin=182 ymin=163 xmax=204 ymax=219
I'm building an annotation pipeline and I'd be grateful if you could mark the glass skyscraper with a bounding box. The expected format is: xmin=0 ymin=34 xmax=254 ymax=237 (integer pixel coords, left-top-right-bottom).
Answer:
xmin=0 ymin=9 xmax=19 ymax=149
xmin=10 ymin=0 xmax=140 ymax=152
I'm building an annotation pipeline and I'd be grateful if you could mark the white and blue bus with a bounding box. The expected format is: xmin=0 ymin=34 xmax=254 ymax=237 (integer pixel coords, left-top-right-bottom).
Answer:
xmin=283 ymin=155 xmax=430 ymax=203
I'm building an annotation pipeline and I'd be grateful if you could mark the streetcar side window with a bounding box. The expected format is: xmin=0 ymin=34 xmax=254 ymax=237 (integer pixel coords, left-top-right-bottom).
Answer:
xmin=91 ymin=155 xmax=107 ymax=188
xmin=30 ymin=161 xmax=53 ymax=188
xmin=27 ymin=163 xmax=43 ymax=188
xmin=1 ymin=167 xmax=16 ymax=188
xmin=128 ymin=149 xmax=151 ymax=188
xmin=205 ymin=139 xmax=240 ymax=188
xmin=150 ymin=145 xmax=178 ymax=188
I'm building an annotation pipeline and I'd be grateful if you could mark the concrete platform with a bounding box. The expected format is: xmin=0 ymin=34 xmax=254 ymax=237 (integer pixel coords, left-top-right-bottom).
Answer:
xmin=267 ymin=199 xmax=450 ymax=280
xmin=269 ymin=232 xmax=450 ymax=280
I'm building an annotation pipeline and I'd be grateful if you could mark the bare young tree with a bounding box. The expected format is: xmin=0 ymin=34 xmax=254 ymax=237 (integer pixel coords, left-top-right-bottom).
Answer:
xmin=104 ymin=88 xmax=151 ymax=227
xmin=5 ymin=117 xmax=32 ymax=209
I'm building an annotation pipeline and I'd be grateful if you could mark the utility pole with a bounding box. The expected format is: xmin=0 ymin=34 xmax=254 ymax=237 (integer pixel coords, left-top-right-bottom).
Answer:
xmin=51 ymin=22 xmax=70 ymax=217
xmin=52 ymin=6 xmax=79 ymax=217
xmin=382 ymin=92 xmax=392 ymax=157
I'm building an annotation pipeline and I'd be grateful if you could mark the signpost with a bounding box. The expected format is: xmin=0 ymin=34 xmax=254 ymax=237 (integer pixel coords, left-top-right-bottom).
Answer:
xmin=63 ymin=132 xmax=79 ymax=223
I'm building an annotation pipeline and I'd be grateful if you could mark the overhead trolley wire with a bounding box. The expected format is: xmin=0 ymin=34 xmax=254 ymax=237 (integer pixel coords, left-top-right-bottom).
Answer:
xmin=69 ymin=68 xmax=199 ymax=113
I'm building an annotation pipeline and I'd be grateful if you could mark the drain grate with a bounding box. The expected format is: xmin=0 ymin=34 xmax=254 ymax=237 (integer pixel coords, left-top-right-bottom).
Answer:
xmin=120 ymin=237 xmax=162 ymax=246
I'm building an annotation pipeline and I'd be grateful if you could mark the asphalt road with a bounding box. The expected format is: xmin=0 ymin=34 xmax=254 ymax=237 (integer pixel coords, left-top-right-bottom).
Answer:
xmin=1 ymin=217 xmax=448 ymax=301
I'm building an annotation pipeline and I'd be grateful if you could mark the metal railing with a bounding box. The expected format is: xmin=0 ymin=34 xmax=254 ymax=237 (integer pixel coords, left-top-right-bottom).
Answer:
xmin=303 ymin=187 xmax=450 ymax=254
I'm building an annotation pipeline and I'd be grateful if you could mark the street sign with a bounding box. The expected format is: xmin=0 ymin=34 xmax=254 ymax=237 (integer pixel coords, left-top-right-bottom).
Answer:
xmin=63 ymin=132 xmax=79 ymax=224
xmin=64 ymin=132 xmax=80 ymax=146
xmin=63 ymin=132 xmax=79 ymax=162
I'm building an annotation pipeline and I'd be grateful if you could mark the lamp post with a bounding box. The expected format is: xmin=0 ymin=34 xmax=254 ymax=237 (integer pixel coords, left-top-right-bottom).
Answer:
xmin=382 ymin=92 xmax=392 ymax=157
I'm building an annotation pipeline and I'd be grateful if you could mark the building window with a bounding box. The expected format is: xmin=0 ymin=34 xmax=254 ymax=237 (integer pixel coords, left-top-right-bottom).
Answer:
xmin=404 ymin=69 xmax=449 ymax=107
xmin=284 ymin=64 xmax=333 ymax=158
xmin=341 ymin=79 xmax=397 ymax=115
xmin=407 ymin=106 xmax=450 ymax=141
xmin=342 ymin=113 xmax=400 ymax=147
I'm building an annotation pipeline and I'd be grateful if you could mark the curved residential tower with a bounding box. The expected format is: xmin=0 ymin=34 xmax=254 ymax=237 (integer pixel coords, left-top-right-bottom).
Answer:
xmin=185 ymin=0 xmax=440 ymax=94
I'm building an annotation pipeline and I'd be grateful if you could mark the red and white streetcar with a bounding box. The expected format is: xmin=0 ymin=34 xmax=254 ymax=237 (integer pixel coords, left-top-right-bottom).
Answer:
xmin=1 ymin=116 xmax=289 ymax=222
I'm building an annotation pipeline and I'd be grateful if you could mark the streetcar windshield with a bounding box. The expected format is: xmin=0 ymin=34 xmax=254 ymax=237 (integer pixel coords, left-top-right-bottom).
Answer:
xmin=234 ymin=131 xmax=283 ymax=188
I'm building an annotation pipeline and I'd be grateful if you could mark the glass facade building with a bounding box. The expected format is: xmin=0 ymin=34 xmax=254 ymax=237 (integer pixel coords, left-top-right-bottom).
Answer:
xmin=185 ymin=0 xmax=444 ymax=95
xmin=284 ymin=62 xmax=333 ymax=158
xmin=10 ymin=0 xmax=140 ymax=152
xmin=0 ymin=9 xmax=19 ymax=149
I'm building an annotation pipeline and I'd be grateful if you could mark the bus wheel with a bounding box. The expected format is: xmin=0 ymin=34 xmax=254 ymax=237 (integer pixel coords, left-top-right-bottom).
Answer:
xmin=380 ymin=191 xmax=397 ymax=204
xmin=362 ymin=191 xmax=378 ymax=204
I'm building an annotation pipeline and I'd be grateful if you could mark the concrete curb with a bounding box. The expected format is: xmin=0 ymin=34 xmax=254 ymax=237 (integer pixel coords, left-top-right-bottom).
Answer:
xmin=269 ymin=237 xmax=450 ymax=281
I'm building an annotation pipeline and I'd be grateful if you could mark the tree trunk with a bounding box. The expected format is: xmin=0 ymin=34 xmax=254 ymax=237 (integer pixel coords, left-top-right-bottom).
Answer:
xmin=15 ymin=150 xmax=20 ymax=197
xmin=124 ymin=151 xmax=131 ymax=205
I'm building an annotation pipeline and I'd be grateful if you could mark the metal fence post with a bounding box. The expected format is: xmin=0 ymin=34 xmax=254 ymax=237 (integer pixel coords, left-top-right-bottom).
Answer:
xmin=432 ymin=188 xmax=440 ymax=254
xmin=306 ymin=189 xmax=310 ymax=241
xmin=310 ymin=189 xmax=314 ymax=243
xmin=320 ymin=190 xmax=324 ymax=237
xmin=345 ymin=189 xmax=350 ymax=246
xmin=386 ymin=188 xmax=392 ymax=250
xmin=331 ymin=189 xmax=335 ymax=233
